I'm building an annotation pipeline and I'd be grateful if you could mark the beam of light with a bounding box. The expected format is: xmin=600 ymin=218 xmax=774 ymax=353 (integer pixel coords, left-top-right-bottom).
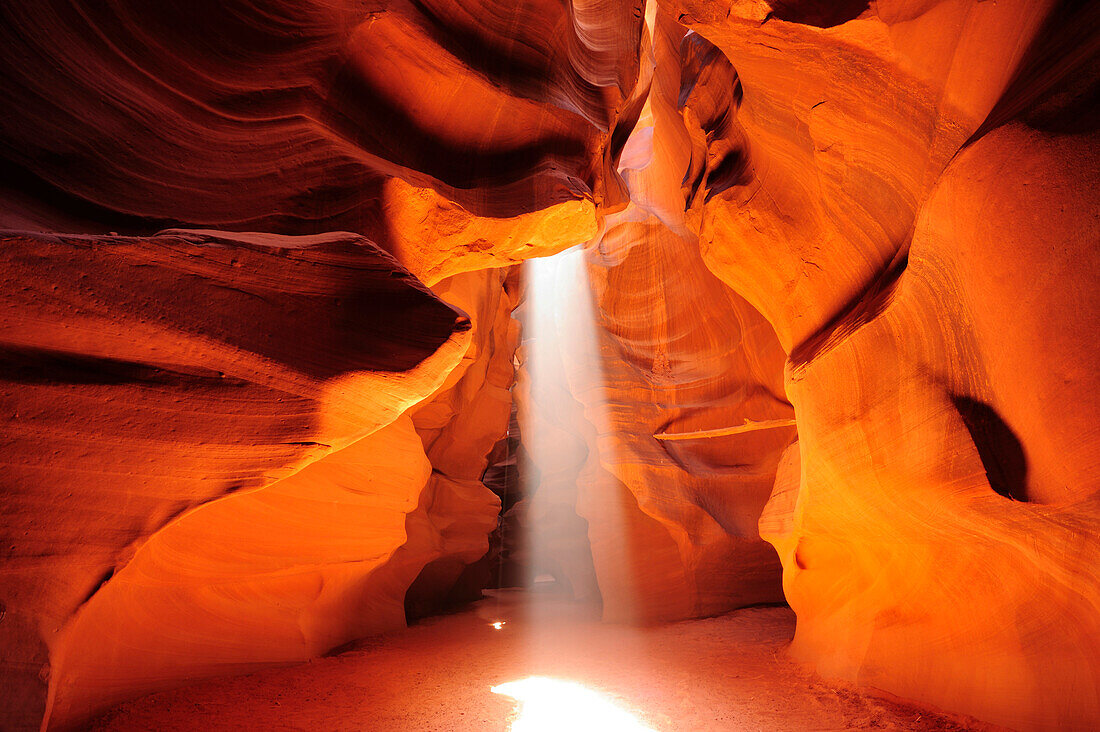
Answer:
xmin=519 ymin=245 xmax=608 ymax=608
xmin=517 ymin=0 xmax=675 ymax=622
xmin=491 ymin=677 xmax=655 ymax=732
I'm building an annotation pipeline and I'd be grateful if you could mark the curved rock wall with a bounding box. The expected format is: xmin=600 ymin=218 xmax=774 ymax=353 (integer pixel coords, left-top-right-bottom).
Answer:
xmin=0 ymin=2 xmax=644 ymax=728
xmin=541 ymin=9 xmax=794 ymax=623
xmin=47 ymin=415 xmax=432 ymax=729
xmin=0 ymin=0 xmax=646 ymax=280
xmin=579 ymin=228 xmax=794 ymax=622
xmin=664 ymin=1 xmax=1100 ymax=728
xmin=515 ymin=229 xmax=794 ymax=623
xmin=36 ymin=265 xmax=519 ymax=731
xmin=766 ymin=121 xmax=1100 ymax=731
xmin=0 ymin=1 xmax=1097 ymax=730
xmin=404 ymin=268 xmax=521 ymax=616
xmin=0 ymin=231 xmax=471 ymax=729
xmin=516 ymin=19 xmax=796 ymax=612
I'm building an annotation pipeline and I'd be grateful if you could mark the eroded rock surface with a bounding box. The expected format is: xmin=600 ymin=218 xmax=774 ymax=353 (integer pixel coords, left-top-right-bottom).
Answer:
xmin=529 ymin=9 xmax=795 ymax=622
xmin=0 ymin=0 xmax=648 ymax=281
xmin=518 ymin=228 xmax=793 ymax=623
xmin=0 ymin=1 xmax=1097 ymax=731
xmin=0 ymin=1 xmax=645 ymax=728
xmin=403 ymin=269 xmax=521 ymax=617
xmin=39 ymin=265 xmax=523 ymax=731
xmin=663 ymin=1 xmax=1100 ymax=728
xmin=0 ymin=230 xmax=471 ymax=729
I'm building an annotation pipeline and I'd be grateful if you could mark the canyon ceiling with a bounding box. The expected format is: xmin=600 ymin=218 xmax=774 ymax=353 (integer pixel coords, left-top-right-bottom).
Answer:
xmin=1 ymin=1 xmax=1097 ymax=730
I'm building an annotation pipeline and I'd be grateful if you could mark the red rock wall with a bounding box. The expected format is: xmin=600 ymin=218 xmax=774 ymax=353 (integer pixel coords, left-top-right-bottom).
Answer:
xmin=0 ymin=231 xmax=471 ymax=729
xmin=663 ymin=1 xmax=1100 ymax=728
xmin=1 ymin=1 xmax=1097 ymax=730
xmin=47 ymin=415 xmax=432 ymax=728
xmin=0 ymin=0 xmax=648 ymax=281
xmin=404 ymin=269 xmax=521 ymax=616
xmin=35 ymin=265 xmax=518 ymax=730
xmin=516 ymin=230 xmax=793 ymax=623
xmin=519 ymin=8 xmax=795 ymax=623
xmin=0 ymin=1 xmax=645 ymax=728
xmin=580 ymin=229 xmax=793 ymax=622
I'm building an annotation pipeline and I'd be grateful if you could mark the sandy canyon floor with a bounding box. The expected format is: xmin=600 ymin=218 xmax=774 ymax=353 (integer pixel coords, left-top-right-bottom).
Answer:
xmin=93 ymin=591 xmax=994 ymax=731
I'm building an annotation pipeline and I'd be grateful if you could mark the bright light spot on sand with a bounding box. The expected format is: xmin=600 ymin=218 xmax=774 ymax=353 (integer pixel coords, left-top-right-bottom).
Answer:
xmin=491 ymin=677 xmax=655 ymax=732
xmin=491 ymin=620 xmax=506 ymax=630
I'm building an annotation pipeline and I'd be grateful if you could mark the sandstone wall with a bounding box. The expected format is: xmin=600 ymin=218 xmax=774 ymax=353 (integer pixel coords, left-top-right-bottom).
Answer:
xmin=663 ymin=1 xmax=1100 ymax=727
xmin=0 ymin=231 xmax=470 ymax=729
xmin=0 ymin=2 xmax=644 ymax=727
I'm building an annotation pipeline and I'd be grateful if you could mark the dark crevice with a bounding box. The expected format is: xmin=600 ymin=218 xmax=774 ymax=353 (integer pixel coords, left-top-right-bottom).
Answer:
xmin=0 ymin=346 xmax=249 ymax=387
xmin=788 ymin=247 xmax=909 ymax=375
xmin=78 ymin=567 xmax=115 ymax=608
xmin=765 ymin=0 xmax=870 ymax=28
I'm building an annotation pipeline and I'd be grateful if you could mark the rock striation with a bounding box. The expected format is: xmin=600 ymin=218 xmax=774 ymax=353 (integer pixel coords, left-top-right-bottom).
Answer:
xmin=0 ymin=0 xmax=647 ymax=279
xmin=664 ymin=1 xmax=1100 ymax=728
xmin=403 ymin=268 xmax=520 ymax=618
xmin=0 ymin=1 xmax=1097 ymax=731
xmin=516 ymin=9 xmax=796 ymax=612
xmin=0 ymin=1 xmax=645 ymax=728
xmin=37 ymin=263 xmax=520 ymax=731
xmin=0 ymin=230 xmax=471 ymax=729
xmin=544 ymin=7 xmax=794 ymax=623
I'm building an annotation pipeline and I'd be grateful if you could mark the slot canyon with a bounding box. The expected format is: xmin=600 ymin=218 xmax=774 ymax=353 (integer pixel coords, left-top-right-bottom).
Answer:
xmin=0 ymin=0 xmax=1097 ymax=730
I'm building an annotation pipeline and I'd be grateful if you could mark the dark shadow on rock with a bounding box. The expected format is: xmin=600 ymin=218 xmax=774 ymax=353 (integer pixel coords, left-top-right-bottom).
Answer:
xmin=766 ymin=0 xmax=870 ymax=28
xmin=952 ymin=395 xmax=1029 ymax=502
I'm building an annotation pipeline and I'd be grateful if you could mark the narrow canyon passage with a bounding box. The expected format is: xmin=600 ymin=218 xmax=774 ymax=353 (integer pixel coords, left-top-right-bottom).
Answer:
xmin=0 ymin=0 xmax=1097 ymax=731
xmin=92 ymin=591 xmax=975 ymax=732
xmin=86 ymin=235 xmax=972 ymax=732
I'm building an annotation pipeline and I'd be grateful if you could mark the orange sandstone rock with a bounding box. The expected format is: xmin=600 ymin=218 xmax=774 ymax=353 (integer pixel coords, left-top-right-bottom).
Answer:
xmin=664 ymin=1 xmax=1100 ymax=728
xmin=534 ymin=9 xmax=794 ymax=622
xmin=404 ymin=268 xmax=522 ymax=615
xmin=47 ymin=416 xmax=432 ymax=730
xmin=581 ymin=227 xmax=794 ymax=622
xmin=0 ymin=230 xmax=470 ymax=730
xmin=0 ymin=0 xmax=643 ymax=278
xmin=40 ymin=260 xmax=520 ymax=732
xmin=0 ymin=1 xmax=1097 ymax=731
xmin=517 ymin=228 xmax=793 ymax=622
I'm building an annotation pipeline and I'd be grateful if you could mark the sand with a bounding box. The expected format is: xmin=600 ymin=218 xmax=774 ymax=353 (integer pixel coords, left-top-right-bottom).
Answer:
xmin=92 ymin=590 xmax=992 ymax=731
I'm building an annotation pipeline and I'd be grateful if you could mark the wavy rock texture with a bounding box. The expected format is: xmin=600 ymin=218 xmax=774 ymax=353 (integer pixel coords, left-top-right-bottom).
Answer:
xmin=0 ymin=0 xmax=647 ymax=280
xmin=517 ymin=233 xmax=793 ymax=623
xmin=660 ymin=1 xmax=1100 ymax=728
xmin=579 ymin=229 xmax=794 ymax=622
xmin=672 ymin=0 xmax=1063 ymax=348
xmin=40 ymin=266 xmax=518 ymax=731
xmin=556 ymin=9 xmax=792 ymax=622
xmin=47 ymin=416 xmax=432 ymax=730
xmin=403 ymin=269 xmax=520 ymax=616
xmin=0 ymin=230 xmax=471 ymax=730
xmin=0 ymin=1 xmax=646 ymax=729
xmin=766 ymin=122 xmax=1100 ymax=732
xmin=518 ymin=28 xmax=796 ymax=613
xmin=1 ymin=0 xmax=1097 ymax=730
